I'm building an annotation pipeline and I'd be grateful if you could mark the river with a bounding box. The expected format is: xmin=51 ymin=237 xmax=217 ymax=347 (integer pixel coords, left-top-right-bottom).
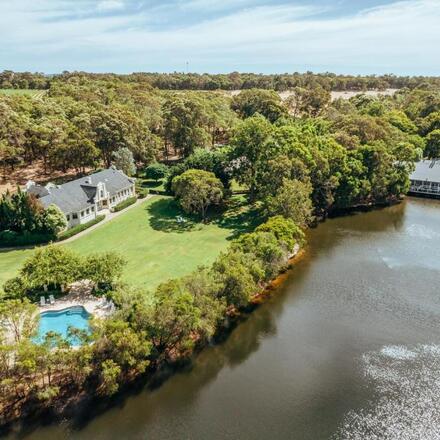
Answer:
xmin=8 ymin=197 xmax=440 ymax=439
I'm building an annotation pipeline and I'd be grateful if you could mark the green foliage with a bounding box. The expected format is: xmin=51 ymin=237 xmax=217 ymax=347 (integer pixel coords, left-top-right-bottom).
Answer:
xmin=99 ymin=359 xmax=121 ymax=396
xmin=212 ymin=249 xmax=264 ymax=307
xmin=172 ymin=169 xmax=224 ymax=221
xmin=0 ymin=299 xmax=39 ymax=343
xmin=425 ymin=130 xmax=440 ymax=159
xmin=162 ymin=92 xmax=237 ymax=158
xmin=232 ymin=231 xmax=286 ymax=281
xmin=57 ymin=215 xmax=105 ymax=241
xmin=43 ymin=204 xmax=67 ymax=235
xmin=230 ymin=114 xmax=274 ymax=198
xmin=285 ymin=85 xmax=331 ymax=117
xmin=6 ymin=245 xmax=126 ymax=297
xmin=2 ymin=276 xmax=28 ymax=299
xmin=231 ymin=88 xmax=287 ymax=122
xmin=0 ymin=191 xmax=66 ymax=241
xmin=264 ymin=179 xmax=314 ymax=227
xmin=0 ymin=72 xmax=435 ymax=420
xmin=165 ymin=147 xmax=232 ymax=193
xmin=36 ymin=385 xmax=60 ymax=402
xmin=94 ymin=319 xmax=151 ymax=375
xmin=144 ymin=162 xmax=168 ymax=182
xmin=113 ymin=196 xmax=137 ymax=212
xmin=135 ymin=182 xmax=149 ymax=199
xmin=146 ymin=279 xmax=205 ymax=357
xmin=20 ymin=246 xmax=82 ymax=290
xmin=113 ymin=147 xmax=136 ymax=176
xmin=386 ymin=110 xmax=417 ymax=133
xmin=0 ymin=230 xmax=53 ymax=247
xmin=0 ymin=188 xmax=46 ymax=233
xmin=82 ymin=252 xmax=126 ymax=287
xmin=256 ymin=216 xmax=305 ymax=250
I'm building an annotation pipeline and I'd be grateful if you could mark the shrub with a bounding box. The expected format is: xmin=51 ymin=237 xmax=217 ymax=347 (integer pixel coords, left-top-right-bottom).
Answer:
xmin=57 ymin=215 xmax=105 ymax=241
xmin=256 ymin=216 xmax=305 ymax=250
xmin=144 ymin=162 xmax=168 ymax=182
xmin=232 ymin=231 xmax=286 ymax=281
xmin=42 ymin=204 xmax=67 ymax=235
xmin=113 ymin=197 xmax=137 ymax=212
xmin=2 ymin=277 xmax=28 ymax=299
xmin=0 ymin=230 xmax=54 ymax=247
xmin=212 ymin=249 xmax=265 ymax=308
xmin=136 ymin=187 xmax=149 ymax=199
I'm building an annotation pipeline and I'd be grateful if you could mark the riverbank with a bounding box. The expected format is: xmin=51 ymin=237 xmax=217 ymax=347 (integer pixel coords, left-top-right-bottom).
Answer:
xmin=9 ymin=197 xmax=440 ymax=440
xmin=1 ymin=198 xmax=408 ymax=434
xmin=0 ymin=229 xmax=304 ymax=432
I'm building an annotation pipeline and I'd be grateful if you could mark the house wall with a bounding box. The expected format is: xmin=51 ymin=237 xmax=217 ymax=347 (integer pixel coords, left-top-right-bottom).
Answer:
xmin=65 ymin=204 xmax=98 ymax=228
xmin=108 ymin=184 xmax=135 ymax=208
xmin=63 ymin=183 xmax=135 ymax=229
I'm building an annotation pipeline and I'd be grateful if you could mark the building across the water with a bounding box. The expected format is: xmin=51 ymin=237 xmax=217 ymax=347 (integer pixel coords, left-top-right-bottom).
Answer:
xmin=26 ymin=167 xmax=136 ymax=229
xmin=409 ymin=160 xmax=440 ymax=197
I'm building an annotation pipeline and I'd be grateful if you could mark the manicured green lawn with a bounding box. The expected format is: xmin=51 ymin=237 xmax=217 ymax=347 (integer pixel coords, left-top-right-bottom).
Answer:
xmin=0 ymin=196 xmax=257 ymax=291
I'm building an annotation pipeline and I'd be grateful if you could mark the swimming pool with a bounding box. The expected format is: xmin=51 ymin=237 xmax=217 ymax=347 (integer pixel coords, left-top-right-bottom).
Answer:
xmin=35 ymin=306 xmax=91 ymax=346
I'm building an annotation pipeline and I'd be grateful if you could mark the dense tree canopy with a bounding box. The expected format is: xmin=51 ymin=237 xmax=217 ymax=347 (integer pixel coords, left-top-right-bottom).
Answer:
xmin=172 ymin=169 xmax=224 ymax=221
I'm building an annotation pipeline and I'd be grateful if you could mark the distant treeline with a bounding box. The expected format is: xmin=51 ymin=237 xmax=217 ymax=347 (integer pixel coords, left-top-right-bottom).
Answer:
xmin=2 ymin=70 xmax=440 ymax=92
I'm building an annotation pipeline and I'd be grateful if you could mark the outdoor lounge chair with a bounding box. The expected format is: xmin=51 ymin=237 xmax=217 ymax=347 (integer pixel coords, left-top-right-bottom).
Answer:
xmin=49 ymin=294 xmax=55 ymax=305
xmin=40 ymin=296 xmax=46 ymax=306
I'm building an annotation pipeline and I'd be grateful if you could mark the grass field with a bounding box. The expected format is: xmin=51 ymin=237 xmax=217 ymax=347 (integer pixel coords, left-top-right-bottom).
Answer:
xmin=0 ymin=89 xmax=47 ymax=99
xmin=0 ymin=196 xmax=257 ymax=291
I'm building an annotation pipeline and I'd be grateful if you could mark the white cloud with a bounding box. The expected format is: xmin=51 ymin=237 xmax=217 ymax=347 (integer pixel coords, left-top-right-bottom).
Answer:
xmin=97 ymin=0 xmax=125 ymax=12
xmin=0 ymin=0 xmax=439 ymax=74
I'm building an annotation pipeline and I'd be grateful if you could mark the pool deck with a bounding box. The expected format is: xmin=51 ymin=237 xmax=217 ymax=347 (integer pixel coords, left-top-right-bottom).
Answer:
xmin=39 ymin=280 xmax=115 ymax=318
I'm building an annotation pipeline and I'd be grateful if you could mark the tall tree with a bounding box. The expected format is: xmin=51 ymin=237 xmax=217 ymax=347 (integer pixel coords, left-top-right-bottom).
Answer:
xmin=172 ymin=169 xmax=224 ymax=221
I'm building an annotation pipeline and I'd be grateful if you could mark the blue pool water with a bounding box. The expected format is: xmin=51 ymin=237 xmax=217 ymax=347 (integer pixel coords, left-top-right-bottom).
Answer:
xmin=35 ymin=306 xmax=91 ymax=346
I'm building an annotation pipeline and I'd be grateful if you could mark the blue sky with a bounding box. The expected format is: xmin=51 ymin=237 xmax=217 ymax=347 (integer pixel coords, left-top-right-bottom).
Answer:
xmin=1 ymin=0 xmax=439 ymax=75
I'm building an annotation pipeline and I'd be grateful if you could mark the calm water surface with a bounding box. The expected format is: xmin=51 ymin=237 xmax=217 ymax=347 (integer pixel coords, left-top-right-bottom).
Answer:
xmin=10 ymin=197 xmax=440 ymax=439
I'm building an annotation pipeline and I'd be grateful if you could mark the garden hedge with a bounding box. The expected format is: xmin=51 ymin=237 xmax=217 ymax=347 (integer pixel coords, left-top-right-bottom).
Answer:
xmin=113 ymin=196 xmax=137 ymax=212
xmin=57 ymin=215 xmax=105 ymax=241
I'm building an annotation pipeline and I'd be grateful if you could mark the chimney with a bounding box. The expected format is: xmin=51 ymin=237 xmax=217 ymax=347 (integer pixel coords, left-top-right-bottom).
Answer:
xmin=25 ymin=180 xmax=36 ymax=191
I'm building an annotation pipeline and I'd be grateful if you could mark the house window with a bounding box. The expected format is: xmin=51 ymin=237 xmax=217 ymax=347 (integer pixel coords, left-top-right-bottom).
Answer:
xmin=100 ymin=190 xmax=104 ymax=198
xmin=73 ymin=213 xmax=78 ymax=219
xmin=81 ymin=211 xmax=84 ymax=217
xmin=91 ymin=206 xmax=95 ymax=211
xmin=66 ymin=214 xmax=70 ymax=221
xmin=86 ymin=208 xmax=90 ymax=215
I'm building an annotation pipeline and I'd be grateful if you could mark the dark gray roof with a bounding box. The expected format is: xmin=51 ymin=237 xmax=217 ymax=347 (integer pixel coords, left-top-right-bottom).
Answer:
xmin=27 ymin=185 xmax=49 ymax=198
xmin=33 ymin=168 xmax=134 ymax=213
xmin=410 ymin=160 xmax=440 ymax=183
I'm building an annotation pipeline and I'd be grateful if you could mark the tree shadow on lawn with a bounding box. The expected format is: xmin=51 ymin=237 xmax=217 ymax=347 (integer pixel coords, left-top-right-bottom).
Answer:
xmin=140 ymin=179 xmax=164 ymax=190
xmin=147 ymin=197 xmax=262 ymax=238
xmin=146 ymin=198 xmax=200 ymax=233
xmin=213 ymin=199 xmax=262 ymax=240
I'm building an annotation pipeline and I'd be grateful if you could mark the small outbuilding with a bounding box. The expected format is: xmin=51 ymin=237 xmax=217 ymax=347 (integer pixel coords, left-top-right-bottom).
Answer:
xmin=409 ymin=160 xmax=440 ymax=197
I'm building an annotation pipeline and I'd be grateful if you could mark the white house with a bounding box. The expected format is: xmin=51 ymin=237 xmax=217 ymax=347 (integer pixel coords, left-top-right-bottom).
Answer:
xmin=26 ymin=167 xmax=136 ymax=229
